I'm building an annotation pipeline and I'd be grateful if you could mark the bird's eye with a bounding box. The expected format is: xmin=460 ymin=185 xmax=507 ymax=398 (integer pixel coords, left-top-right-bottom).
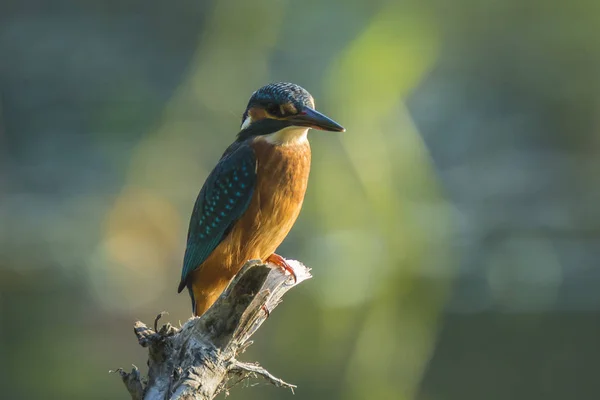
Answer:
xmin=266 ymin=103 xmax=282 ymax=117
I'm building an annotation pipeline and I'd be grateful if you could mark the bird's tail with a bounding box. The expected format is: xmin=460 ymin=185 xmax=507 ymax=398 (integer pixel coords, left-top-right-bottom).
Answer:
xmin=193 ymin=296 xmax=214 ymax=317
xmin=186 ymin=283 xmax=196 ymax=315
xmin=177 ymin=278 xmax=187 ymax=293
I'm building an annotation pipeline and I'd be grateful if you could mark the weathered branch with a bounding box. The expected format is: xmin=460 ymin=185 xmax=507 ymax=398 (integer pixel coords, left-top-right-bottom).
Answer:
xmin=114 ymin=259 xmax=311 ymax=400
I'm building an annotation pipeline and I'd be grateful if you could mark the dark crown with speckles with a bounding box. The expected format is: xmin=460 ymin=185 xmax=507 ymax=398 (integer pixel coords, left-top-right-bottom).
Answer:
xmin=242 ymin=82 xmax=314 ymax=123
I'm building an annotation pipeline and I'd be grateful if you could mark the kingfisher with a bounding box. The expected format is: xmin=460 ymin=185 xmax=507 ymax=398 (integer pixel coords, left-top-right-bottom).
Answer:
xmin=178 ymin=82 xmax=345 ymax=316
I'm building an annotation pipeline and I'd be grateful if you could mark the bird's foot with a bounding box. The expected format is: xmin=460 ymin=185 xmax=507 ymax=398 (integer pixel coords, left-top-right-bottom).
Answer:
xmin=266 ymin=253 xmax=297 ymax=283
xmin=261 ymin=304 xmax=271 ymax=318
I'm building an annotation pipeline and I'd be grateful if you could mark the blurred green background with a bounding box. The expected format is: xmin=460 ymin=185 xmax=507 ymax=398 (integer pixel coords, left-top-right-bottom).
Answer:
xmin=2 ymin=0 xmax=600 ymax=399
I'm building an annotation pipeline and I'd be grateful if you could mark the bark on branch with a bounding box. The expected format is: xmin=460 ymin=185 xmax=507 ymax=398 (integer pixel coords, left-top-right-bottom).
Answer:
xmin=114 ymin=259 xmax=311 ymax=400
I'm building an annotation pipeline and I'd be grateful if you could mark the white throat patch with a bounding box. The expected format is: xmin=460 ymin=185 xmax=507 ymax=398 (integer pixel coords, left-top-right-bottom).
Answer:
xmin=241 ymin=116 xmax=252 ymax=130
xmin=260 ymin=126 xmax=309 ymax=146
xmin=241 ymin=115 xmax=309 ymax=146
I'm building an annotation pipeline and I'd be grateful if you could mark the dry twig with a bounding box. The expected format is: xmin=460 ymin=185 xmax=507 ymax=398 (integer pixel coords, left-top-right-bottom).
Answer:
xmin=115 ymin=259 xmax=311 ymax=400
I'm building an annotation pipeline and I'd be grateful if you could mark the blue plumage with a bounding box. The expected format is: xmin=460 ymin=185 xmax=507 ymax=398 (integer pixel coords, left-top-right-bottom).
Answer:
xmin=178 ymin=143 xmax=257 ymax=293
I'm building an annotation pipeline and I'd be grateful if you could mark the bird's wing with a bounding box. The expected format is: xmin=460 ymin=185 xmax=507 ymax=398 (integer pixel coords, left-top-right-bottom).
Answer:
xmin=178 ymin=143 xmax=257 ymax=292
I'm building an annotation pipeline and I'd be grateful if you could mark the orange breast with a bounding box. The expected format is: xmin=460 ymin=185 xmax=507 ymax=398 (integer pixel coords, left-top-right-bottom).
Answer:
xmin=234 ymin=138 xmax=311 ymax=261
xmin=189 ymin=139 xmax=311 ymax=314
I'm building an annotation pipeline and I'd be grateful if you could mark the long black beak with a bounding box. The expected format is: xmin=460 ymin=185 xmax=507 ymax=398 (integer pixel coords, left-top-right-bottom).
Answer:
xmin=287 ymin=107 xmax=345 ymax=132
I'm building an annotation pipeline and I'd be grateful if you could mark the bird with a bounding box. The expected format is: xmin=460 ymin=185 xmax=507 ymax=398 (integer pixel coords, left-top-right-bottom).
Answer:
xmin=178 ymin=82 xmax=345 ymax=316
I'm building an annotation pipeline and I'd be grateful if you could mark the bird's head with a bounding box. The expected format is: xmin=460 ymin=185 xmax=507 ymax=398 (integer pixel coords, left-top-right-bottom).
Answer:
xmin=237 ymin=82 xmax=345 ymax=144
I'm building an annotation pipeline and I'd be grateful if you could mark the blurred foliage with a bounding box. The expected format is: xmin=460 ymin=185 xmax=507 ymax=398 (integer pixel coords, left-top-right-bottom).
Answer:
xmin=2 ymin=0 xmax=600 ymax=399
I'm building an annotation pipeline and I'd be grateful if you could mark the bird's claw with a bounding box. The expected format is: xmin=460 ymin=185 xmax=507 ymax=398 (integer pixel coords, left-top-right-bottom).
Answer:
xmin=261 ymin=304 xmax=271 ymax=318
xmin=266 ymin=253 xmax=297 ymax=283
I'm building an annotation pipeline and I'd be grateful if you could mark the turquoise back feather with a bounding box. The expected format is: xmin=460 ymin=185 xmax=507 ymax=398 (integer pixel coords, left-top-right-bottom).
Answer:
xmin=178 ymin=142 xmax=256 ymax=292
